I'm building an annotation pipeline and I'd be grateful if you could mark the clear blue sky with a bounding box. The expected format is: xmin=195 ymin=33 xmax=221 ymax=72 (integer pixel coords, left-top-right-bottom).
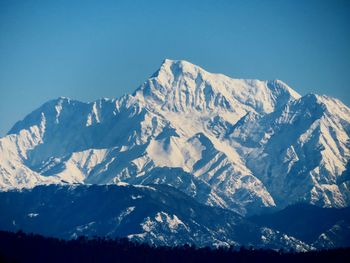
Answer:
xmin=1 ymin=0 xmax=349 ymax=136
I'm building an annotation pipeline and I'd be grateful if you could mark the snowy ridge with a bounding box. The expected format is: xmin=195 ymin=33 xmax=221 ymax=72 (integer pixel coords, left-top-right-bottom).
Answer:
xmin=0 ymin=59 xmax=349 ymax=216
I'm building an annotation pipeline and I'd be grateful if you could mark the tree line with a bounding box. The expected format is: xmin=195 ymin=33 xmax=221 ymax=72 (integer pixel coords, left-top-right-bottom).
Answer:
xmin=0 ymin=230 xmax=349 ymax=263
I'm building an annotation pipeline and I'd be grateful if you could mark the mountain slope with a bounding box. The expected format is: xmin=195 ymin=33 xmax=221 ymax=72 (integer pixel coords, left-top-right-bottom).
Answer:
xmin=0 ymin=184 xmax=311 ymax=250
xmin=250 ymin=203 xmax=350 ymax=249
xmin=237 ymin=94 xmax=350 ymax=207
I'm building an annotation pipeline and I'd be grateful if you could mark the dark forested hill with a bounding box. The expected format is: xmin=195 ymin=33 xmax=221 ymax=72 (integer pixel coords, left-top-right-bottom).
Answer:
xmin=0 ymin=230 xmax=349 ymax=263
xmin=0 ymin=184 xmax=310 ymax=250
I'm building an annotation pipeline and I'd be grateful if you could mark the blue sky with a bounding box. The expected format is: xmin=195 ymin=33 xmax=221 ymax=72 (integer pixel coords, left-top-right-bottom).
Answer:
xmin=0 ymin=0 xmax=349 ymax=135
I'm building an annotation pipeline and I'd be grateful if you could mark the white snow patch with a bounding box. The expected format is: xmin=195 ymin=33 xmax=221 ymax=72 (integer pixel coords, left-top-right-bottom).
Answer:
xmin=28 ymin=213 xmax=39 ymax=218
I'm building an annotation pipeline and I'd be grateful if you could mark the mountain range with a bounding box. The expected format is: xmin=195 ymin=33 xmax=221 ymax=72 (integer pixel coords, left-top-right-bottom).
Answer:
xmin=0 ymin=59 xmax=349 ymax=249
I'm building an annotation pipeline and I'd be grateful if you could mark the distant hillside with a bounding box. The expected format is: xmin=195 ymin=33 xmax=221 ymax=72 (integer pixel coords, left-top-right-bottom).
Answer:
xmin=249 ymin=203 xmax=350 ymax=248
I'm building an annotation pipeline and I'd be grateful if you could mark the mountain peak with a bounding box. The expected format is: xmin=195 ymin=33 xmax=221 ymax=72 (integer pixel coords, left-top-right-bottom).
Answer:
xmin=136 ymin=59 xmax=301 ymax=115
xmin=160 ymin=58 xmax=199 ymax=68
xmin=152 ymin=59 xmax=205 ymax=81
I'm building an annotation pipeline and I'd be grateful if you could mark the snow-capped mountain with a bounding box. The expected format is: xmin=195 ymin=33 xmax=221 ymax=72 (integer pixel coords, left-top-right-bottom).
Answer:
xmin=0 ymin=59 xmax=349 ymax=216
